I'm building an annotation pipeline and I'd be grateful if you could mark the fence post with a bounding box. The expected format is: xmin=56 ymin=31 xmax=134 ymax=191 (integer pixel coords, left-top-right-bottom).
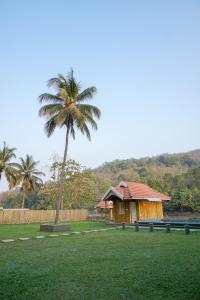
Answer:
xmin=149 ymin=223 xmax=154 ymax=232
xmin=122 ymin=222 xmax=126 ymax=230
xmin=184 ymin=224 xmax=190 ymax=235
xmin=135 ymin=223 xmax=139 ymax=232
xmin=166 ymin=224 xmax=171 ymax=233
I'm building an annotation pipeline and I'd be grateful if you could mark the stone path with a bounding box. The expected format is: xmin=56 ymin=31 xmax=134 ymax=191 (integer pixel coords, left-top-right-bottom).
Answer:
xmin=2 ymin=239 xmax=15 ymax=243
xmin=0 ymin=227 xmax=117 ymax=244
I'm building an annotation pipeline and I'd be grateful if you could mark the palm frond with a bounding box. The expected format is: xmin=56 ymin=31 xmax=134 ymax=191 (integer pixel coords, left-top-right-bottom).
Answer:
xmin=57 ymin=73 xmax=68 ymax=86
xmin=39 ymin=103 xmax=63 ymax=117
xmin=0 ymin=143 xmax=17 ymax=185
xmin=70 ymin=126 xmax=75 ymax=140
xmin=77 ymin=104 xmax=101 ymax=119
xmin=80 ymin=110 xmax=98 ymax=130
xmin=38 ymin=93 xmax=63 ymax=103
xmin=54 ymin=110 xmax=69 ymax=126
xmin=58 ymin=87 xmax=68 ymax=99
xmin=76 ymin=87 xmax=97 ymax=102
xmin=0 ymin=142 xmax=16 ymax=162
xmin=47 ymin=77 xmax=63 ymax=88
xmin=45 ymin=117 xmax=57 ymax=137
xmin=80 ymin=123 xmax=91 ymax=141
xmin=31 ymin=175 xmax=43 ymax=185
xmin=67 ymin=105 xmax=85 ymax=128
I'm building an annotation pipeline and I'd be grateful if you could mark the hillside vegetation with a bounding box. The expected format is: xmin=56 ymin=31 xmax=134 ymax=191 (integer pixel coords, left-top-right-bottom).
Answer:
xmin=93 ymin=149 xmax=200 ymax=183
xmin=93 ymin=149 xmax=200 ymax=211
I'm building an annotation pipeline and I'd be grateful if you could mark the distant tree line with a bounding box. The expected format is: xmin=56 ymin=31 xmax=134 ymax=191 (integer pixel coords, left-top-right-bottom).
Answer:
xmin=1 ymin=158 xmax=109 ymax=210
xmin=2 ymin=145 xmax=200 ymax=212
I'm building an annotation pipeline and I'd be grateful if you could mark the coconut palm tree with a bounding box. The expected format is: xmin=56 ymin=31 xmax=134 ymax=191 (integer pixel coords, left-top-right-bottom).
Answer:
xmin=13 ymin=155 xmax=44 ymax=208
xmin=0 ymin=142 xmax=17 ymax=187
xmin=39 ymin=69 xmax=101 ymax=224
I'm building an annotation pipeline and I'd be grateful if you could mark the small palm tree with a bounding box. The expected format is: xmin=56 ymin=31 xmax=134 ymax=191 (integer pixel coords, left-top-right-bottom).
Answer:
xmin=13 ymin=155 xmax=44 ymax=208
xmin=0 ymin=142 xmax=17 ymax=187
xmin=39 ymin=69 xmax=101 ymax=224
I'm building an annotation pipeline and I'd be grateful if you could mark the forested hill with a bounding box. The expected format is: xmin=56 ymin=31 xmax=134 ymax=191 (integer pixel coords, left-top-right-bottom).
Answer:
xmin=93 ymin=149 xmax=200 ymax=185
xmin=93 ymin=149 xmax=200 ymax=211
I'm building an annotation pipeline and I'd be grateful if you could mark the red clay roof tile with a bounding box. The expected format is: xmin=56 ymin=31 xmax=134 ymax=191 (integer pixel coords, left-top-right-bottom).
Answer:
xmin=96 ymin=201 xmax=113 ymax=208
xmin=115 ymin=182 xmax=170 ymax=200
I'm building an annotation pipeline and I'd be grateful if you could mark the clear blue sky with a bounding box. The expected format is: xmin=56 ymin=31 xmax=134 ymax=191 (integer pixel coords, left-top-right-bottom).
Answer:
xmin=0 ymin=0 xmax=200 ymax=190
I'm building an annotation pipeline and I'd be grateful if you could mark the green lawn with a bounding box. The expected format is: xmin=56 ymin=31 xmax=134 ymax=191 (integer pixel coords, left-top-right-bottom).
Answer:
xmin=0 ymin=225 xmax=200 ymax=300
xmin=0 ymin=221 xmax=112 ymax=240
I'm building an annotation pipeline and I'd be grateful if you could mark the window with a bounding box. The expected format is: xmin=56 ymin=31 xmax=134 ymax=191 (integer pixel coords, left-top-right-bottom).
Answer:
xmin=118 ymin=202 xmax=125 ymax=215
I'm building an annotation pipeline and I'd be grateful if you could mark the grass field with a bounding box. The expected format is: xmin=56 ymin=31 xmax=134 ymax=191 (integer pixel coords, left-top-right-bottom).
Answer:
xmin=0 ymin=223 xmax=200 ymax=300
xmin=0 ymin=221 xmax=112 ymax=240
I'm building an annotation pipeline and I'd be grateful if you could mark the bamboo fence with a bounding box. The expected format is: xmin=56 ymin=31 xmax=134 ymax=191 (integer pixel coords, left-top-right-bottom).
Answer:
xmin=0 ymin=209 xmax=88 ymax=224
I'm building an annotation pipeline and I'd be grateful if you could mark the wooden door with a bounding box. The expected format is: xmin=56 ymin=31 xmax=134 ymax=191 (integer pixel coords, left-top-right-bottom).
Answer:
xmin=130 ymin=202 xmax=137 ymax=223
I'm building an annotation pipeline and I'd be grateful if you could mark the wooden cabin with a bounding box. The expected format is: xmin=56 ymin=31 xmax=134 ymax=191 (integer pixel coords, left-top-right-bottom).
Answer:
xmin=102 ymin=181 xmax=170 ymax=223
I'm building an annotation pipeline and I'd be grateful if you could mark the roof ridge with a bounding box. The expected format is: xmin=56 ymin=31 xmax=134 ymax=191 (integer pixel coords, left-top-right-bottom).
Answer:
xmin=126 ymin=183 xmax=132 ymax=198
xmin=113 ymin=181 xmax=170 ymax=201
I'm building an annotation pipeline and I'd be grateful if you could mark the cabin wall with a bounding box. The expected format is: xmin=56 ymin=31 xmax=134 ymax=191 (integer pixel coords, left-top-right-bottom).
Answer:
xmin=112 ymin=199 xmax=163 ymax=223
xmin=138 ymin=200 xmax=163 ymax=220
xmin=112 ymin=199 xmax=130 ymax=223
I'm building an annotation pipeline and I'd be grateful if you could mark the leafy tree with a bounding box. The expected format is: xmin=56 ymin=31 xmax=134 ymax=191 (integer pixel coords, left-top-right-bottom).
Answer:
xmin=191 ymin=188 xmax=200 ymax=210
xmin=138 ymin=167 xmax=148 ymax=178
xmin=50 ymin=158 xmax=82 ymax=182
xmin=1 ymin=189 xmax=22 ymax=208
xmin=93 ymin=175 xmax=111 ymax=196
xmin=158 ymin=155 xmax=176 ymax=167
xmin=36 ymin=181 xmax=56 ymax=209
xmin=13 ymin=155 xmax=44 ymax=208
xmin=180 ymin=156 xmax=196 ymax=167
xmin=2 ymin=189 xmax=39 ymax=209
xmin=62 ymin=170 xmax=96 ymax=209
xmin=0 ymin=142 xmax=17 ymax=187
xmin=39 ymin=69 xmax=101 ymax=223
xmin=36 ymin=159 xmax=97 ymax=210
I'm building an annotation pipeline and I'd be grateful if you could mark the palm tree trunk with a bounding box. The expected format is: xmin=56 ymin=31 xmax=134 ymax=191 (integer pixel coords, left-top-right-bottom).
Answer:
xmin=22 ymin=192 xmax=26 ymax=209
xmin=54 ymin=126 xmax=70 ymax=224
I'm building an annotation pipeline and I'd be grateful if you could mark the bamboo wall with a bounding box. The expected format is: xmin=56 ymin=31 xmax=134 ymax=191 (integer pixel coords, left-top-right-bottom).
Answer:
xmin=112 ymin=200 xmax=130 ymax=223
xmin=0 ymin=209 xmax=88 ymax=224
xmin=112 ymin=198 xmax=163 ymax=223
xmin=138 ymin=200 xmax=163 ymax=220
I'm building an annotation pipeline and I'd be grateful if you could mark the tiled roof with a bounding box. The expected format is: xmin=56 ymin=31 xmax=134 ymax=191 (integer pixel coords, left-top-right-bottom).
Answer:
xmin=96 ymin=201 xmax=113 ymax=208
xmin=115 ymin=181 xmax=170 ymax=200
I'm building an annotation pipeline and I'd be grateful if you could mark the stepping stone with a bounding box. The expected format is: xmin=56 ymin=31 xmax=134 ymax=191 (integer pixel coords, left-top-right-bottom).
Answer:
xmin=19 ymin=237 xmax=31 ymax=241
xmin=35 ymin=236 xmax=45 ymax=239
xmin=1 ymin=239 xmax=15 ymax=243
xmin=73 ymin=231 xmax=81 ymax=234
xmin=48 ymin=234 xmax=59 ymax=237
xmin=61 ymin=233 xmax=70 ymax=236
